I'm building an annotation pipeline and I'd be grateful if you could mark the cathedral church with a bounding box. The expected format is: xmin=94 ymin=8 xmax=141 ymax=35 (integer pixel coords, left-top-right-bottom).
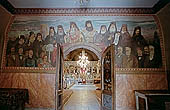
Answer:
xmin=0 ymin=0 xmax=170 ymax=110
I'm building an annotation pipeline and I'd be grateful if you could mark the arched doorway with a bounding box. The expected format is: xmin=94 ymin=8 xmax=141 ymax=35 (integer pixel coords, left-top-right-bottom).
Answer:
xmin=63 ymin=47 xmax=102 ymax=110
xmin=63 ymin=43 xmax=102 ymax=60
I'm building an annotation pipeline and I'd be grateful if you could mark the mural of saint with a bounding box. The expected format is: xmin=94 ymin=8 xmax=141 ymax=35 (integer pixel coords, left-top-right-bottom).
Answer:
xmin=37 ymin=51 xmax=46 ymax=66
xmin=17 ymin=47 xmax=25 ymax=67
xmin=24 ymin=49 xmax=37 ymax=67
xmin=51 ymin=43 xmax=58 ymax=67
xmin=119 ymin=24 xmax=132 ymax=48
xmin=5 ymin=16 xmax=163 ymax=69
xmin=6 ymin=47 xmax=19 ymax=67
xmin=34 ymin=33 xmax=44 ymax=58
xmin=24 ymin=50 xmax=29 ymax=59
xmin=143 ymin=45 xmax=150 ymax=57
xmin=115 ymin=46 xmax=125 ymax=68
xmin=132 ymin=26 xmax=147 ymax=54
xmin=65 ymin=22 xmax=83 ymax=43
xmin=45 ymin=26 xmax=57 ymax=45
xmin=122 ymin=46 xmax=138 ymax=68
xmin=136 ymin=47 xmax=145 ymax=68
xmin=6 ymin=36 xmax=17 ymax=55
xmin=95 ymin=25 xmax=107 ymax=45
xmin=144 ymin=45 xmax=160 ymax=68
xmin=143 ymin=45 xmax=150 ymax=67
xmin=82 ymin=20 xmax=97 ymax=43
xmin=25 ymin=31 xmax=36 ymax=51
xmin=56 ymin=25 xmax=66 ymax=44
xmin=38 ymin=55 xmax=52 ymax=68
xmin=152 ymin=31 xmax=162 ymax=67
xmin=107 ymin=22 xmax=117 ymax=45
xmin=15 ymin=35 xmax=26 ymax=52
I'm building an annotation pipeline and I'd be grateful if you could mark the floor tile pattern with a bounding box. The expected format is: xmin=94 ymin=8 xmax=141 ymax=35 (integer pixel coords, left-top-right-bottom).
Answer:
xmin=63 ymin=84 xmax=100 ymax=110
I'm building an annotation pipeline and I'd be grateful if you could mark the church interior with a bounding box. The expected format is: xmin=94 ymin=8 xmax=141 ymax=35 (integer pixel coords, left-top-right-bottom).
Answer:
xmin=0 ymin=0 xmax=170 ymax=110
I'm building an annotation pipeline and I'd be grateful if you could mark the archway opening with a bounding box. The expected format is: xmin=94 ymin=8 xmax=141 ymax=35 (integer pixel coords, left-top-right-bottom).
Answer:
xmin=63 ymin=48 xmax=101 ymax=110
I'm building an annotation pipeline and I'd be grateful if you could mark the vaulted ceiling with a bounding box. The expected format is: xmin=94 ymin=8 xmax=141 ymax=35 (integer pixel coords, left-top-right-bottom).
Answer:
xmin=65 ymin=48 xmax=99 ymax=61
xmin=8 ymin=0 xmax=160 ymax=8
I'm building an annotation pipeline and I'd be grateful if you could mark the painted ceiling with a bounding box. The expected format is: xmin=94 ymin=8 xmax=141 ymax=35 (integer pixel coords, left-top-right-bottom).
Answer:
xmin=8 ymin=0 xmax=160 ymax=8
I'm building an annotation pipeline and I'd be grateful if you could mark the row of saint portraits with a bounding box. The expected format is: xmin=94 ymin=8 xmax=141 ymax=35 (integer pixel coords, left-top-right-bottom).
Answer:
xmin=5 ymin=20 xmax=162 ymax=68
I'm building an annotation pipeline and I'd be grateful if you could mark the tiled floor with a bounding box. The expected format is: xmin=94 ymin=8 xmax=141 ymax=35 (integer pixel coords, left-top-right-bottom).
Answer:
xmin=25 ymin=84 xmax=100 ymax=110
xmin=63 ymin=84 xmax=101 ymax=110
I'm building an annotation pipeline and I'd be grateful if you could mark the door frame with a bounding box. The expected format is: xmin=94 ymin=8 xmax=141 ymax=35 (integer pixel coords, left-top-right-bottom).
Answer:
xmin=55 ymin=44 xmax=64 ymax=110
xmin=101 ymin=44 xmax=116 ymax=110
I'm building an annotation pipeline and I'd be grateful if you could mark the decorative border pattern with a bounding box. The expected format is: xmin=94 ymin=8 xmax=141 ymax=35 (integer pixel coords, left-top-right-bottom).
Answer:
xmin=13 ymin=8 xmax=154 ymax=14
xmin=1 ymin=67 xmax=56 ymax=74
xmin=0 ymin=67 xmax=166 ymax=74
xmin=116 ymin=68 xmax=166 ymax=74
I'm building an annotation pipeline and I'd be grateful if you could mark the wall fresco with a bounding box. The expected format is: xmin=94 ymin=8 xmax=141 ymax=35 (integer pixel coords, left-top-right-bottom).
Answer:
xmin=5 ymin=16 xmax=163 ymax=68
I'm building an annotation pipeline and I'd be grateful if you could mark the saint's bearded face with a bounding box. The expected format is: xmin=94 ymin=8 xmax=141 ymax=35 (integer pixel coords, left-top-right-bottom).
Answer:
xmin=28 ymin=50 xmax=33 ymax=58
xmin=70 ymin=25 xmax=77 ymax=33
xmin=117 ymin=46 xmax=123 ymax=55
xmin=49 ymin=29 xmax=55 ymax=36
xmin=125 ymin=47 xmax=131 ymax=56
xmin=144 ymin=46 xmax=149 ymax=55
xmin=37 ymin=35 xmax=42 ymax=41
xmin=137 ymin=48 xmax=143 ymax=56
xmin=19 ymin=38 xmax=25 ymax=45
xmin=121 ymin=26 xmax=127 ymax=33
xmin=109 ymin=24 xmax=116 ymax=33
xmin=58 ymin=28 xmax=64 ymax=35
xmin=18 ymin=48 xmax=23 ymax=55
xmin=29 ymin=34 xmax=35 ymax=43
xmin=101 ymin=27 xmax=107 ymax=34
xmin=86 ymin=23 xmax=93 ymax=31
xmin=135 ymin=29 xmax=140 ymax=35
xmin=71 ymin=24 xmax=75 ymax=29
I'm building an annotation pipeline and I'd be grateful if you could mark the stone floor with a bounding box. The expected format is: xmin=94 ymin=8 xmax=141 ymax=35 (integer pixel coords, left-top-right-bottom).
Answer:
xmin=63 ymin=84 xmax=101 ymax=110
xmin=25 ymin=84 xmax=100 ymax=110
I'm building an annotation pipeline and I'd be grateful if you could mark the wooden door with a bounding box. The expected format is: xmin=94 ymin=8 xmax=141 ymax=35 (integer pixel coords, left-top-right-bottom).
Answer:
xmin=55 ymin=44 xmax=64 ymax=110
xmin=101 ymin=44 xmax=115 ymax=110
